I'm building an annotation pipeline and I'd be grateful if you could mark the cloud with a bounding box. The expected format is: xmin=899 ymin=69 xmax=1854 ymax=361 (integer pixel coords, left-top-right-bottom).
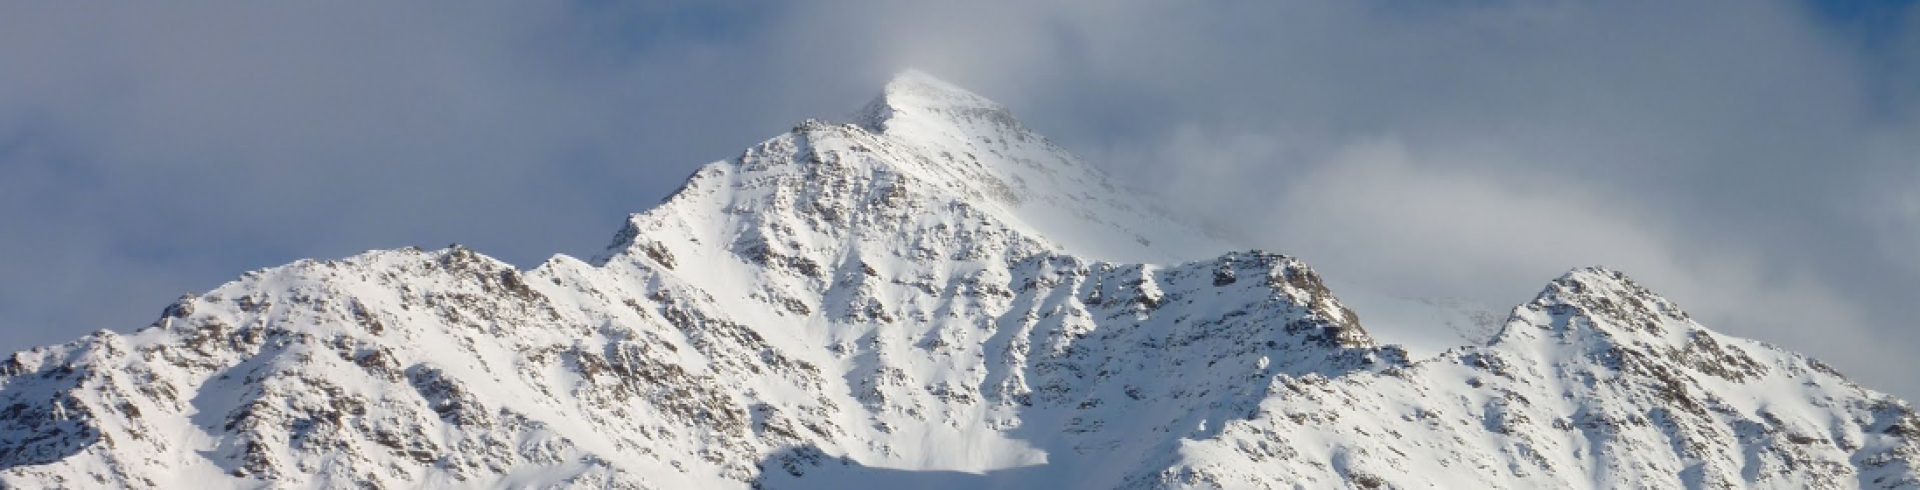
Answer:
xmin=0 ymin=2 xmax=647 ymax=346
xmin=1269 ymin=139 xmax=1887 ymax=369
xmin=1 ymin=0 xmax=1917 ymax=400
xmin=1007 ymin=0 xmax=1920 ymax=398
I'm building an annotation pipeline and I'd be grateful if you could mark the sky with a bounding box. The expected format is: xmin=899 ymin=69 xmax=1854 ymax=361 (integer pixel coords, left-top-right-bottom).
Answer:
xmin=1 ymin=1 xmax=1917 ymax=400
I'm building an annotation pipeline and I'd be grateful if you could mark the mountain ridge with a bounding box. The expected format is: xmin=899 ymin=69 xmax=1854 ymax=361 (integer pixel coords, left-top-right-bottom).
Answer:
xmin=1 ymin=71 xmax=1914 ymax=489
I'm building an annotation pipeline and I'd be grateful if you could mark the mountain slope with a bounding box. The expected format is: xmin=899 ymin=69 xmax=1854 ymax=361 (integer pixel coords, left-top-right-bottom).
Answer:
xmin=1160 ymin=268 xmax=1920 ymax=489
xmin=1 ymin=72 xmax=1915 ymax=490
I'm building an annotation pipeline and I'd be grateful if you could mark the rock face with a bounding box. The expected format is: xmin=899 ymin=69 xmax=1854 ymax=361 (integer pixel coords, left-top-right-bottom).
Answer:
xmin=1 ymin=72 xmax=1915 ymax=489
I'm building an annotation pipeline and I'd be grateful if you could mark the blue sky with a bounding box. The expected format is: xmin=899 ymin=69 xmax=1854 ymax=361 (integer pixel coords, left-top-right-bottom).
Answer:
xmin=2 ymin=0 xmax=1918 ymax=399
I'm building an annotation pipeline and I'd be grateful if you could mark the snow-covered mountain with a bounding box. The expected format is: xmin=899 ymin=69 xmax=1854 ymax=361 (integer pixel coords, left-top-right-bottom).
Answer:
xmin=2 ymin=71 xmax=1914 ymax=489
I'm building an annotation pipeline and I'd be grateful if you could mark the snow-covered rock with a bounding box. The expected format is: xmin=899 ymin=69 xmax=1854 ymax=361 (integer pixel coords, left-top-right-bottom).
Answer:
xmin=1 ymin=72 xmax=1913 ymax=489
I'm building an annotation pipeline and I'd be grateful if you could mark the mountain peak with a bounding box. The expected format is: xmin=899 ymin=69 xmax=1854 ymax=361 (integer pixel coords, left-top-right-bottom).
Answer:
xmin=852 ymin=69 xmax=1020 ymax=134
xmin=1540 ymin=266 xmax=1691 ymax=324
xmin=1493 ymin=265 xmax=1710 ymax=353
xmin=592 ymin=67 xmax=1235 ymax=266
xmin=9 ymin=72 xmax=1917 ymax=490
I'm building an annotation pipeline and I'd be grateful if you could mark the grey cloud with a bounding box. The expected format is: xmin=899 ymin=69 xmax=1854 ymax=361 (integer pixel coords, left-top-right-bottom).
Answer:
xmin=817 ymin=0 xmax=1920 ymax=398
xmin=2 ymin=1 xmax=1917 ymax=401
xmin=1010 ymin=1 xmax=1920 ymax=398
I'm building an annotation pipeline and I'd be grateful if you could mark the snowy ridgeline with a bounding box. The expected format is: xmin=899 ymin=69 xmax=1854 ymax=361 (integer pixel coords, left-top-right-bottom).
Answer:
xmin=1 ymin=71 xmax=1916 ymax=489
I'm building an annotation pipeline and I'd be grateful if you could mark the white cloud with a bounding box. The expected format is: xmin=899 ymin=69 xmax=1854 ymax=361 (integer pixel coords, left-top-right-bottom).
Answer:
xmin=1327 ymin=139 xmax=1888 ymax=378
xmin=1 ymin=0 xmax=1917 ymax=400
xmin=1133 ymin=133 xmax=1905 ymax=393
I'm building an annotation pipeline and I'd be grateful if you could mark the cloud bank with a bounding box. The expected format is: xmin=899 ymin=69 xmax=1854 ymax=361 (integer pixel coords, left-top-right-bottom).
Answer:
xmin=2 ymin=0 xmax=1916 ymax=399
